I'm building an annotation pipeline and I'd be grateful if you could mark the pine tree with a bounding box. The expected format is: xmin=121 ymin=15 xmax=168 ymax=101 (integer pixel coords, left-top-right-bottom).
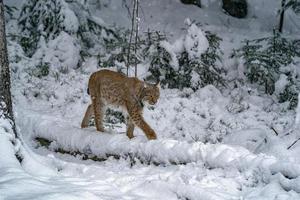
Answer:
xmin=235 ymin=30 xmax=300 ymax=108
xmin=98 ymin=28 xmax=142 ymax=73
xmin=195 ymin=31 xmax=225 ymax=88
xmin=67 ymin=0 xmax=119 ymax=57
xmin=18 ymin=0 xmax=120 ymax=72
xmin=4 ymin=5 xmax=17 ymax=21
xmin=18 ymin=0 xmax=74 ymax=56
xmin=146 ymin=24 xmax=225 ymax=90
xmin=143 ymin=31 xmax=172 ymax=85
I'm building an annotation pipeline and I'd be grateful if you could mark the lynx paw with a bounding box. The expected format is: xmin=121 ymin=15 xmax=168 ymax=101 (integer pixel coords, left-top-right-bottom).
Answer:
xmin=96 ymin=127 xmax=105 ymax=132
xmin=81 ymin=124 xmax=88 ymax=128
xmin=146 ymin=130 xmax=157 ymax=140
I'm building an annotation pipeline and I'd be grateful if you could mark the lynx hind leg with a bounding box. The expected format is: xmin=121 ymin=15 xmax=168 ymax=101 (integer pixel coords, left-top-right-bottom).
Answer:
xmin=126 ymin=117 xmax=135 ymax=139
xmin=81 ymin=104 xmax=93 ymax=128
xmin=90 ymin=91 xmax=105 ymax=132
xmin=128 ymin=108 xmax=157 ymax=140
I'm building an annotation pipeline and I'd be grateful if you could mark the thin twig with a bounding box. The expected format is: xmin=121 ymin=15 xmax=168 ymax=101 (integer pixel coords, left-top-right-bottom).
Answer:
xmin=287 ymin=137 xmax=300 ymax=150
xmin=134 ymin=0 xmax=139 ymax=77
xmin=126 ymin=0 xmax=136 ymax=76
xmin=271 ymin=127 xmax=279 ymax=136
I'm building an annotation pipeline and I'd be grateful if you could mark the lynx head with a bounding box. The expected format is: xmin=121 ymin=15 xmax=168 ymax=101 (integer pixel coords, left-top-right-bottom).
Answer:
xmin=142 ymin=82 xmax=160 ymax=105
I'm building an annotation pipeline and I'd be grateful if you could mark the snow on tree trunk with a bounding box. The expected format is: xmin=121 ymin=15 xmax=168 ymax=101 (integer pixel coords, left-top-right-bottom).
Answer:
xmin=0 ymin=0 xmax=14 ymax=123
xmin=0 ymin=0 xmax=21 ymax=164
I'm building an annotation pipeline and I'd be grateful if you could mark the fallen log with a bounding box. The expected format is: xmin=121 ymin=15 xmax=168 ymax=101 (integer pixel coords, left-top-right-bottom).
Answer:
xmin=35 ymin=137 xmax=117 ymax=162
xmin=21 ymin=113 xmax=269 ymax=168
xmin=34 ymin=137 xmax=169 ymax=166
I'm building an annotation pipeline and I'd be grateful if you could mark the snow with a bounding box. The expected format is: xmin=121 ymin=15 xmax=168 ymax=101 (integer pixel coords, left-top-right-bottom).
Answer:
xmin=17 ymin=108 xmax=258 ymax=166
xmin=0 ymin=120 xmax=19 ymax=168
xmin=61 ymin=2 xmax=79 ymax=34
xmin=2 ymin=96 xmax=300 ymax=200
xmin=2 ymin=81 xmax=298 ymax=199
xmin=160 ymin=40 xmax=180 ymax=70
xmin=183 ymin=21 xmax=209 ymax=60
xmin=1 ymin=0 xmax=300 ymax=199
xmin=191 ymin=70 xmax=200 ymax=88
xmin=33 ymin=31 xmax=80 ymax=71
xmin=159 ymin=22 xmax=209 ymax=70
xmin=275 ymin=74 xmax=289 ymax=95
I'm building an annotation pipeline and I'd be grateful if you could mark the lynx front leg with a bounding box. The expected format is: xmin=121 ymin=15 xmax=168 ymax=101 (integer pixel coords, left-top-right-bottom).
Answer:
xmin=81 ymin=104 xmax=94 ymax=128
xmin=126 ymin=117 xmax=135 ymax=139
xmin=91 ymin=95 xmax=105 ymax=132
xmin=128 ymin=108 xmax=157 ymax=140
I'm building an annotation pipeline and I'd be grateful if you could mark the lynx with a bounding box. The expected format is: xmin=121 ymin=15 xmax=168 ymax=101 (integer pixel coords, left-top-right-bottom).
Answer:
xmin=81 ymin=69 xmax=160 ymax=140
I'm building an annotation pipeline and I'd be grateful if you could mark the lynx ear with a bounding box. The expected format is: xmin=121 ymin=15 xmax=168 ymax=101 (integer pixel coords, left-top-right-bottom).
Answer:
xmin=143 ymin=78 xmax=148 ymax=88
xmin=155 ymin=81 xmax=160 ymax=87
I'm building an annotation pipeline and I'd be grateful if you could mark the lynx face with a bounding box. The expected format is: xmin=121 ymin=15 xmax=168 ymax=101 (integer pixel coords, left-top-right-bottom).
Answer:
xmin=143 ymin=84 xmax=160 ymax=105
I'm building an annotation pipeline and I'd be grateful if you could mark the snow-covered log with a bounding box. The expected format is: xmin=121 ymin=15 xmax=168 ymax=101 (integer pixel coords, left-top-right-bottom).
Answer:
xmin=23 ymin=113 xmax=270 ymax=168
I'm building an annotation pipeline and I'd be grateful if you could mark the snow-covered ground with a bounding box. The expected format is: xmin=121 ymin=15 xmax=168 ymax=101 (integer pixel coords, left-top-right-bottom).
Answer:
xmin=2 ymin=85 xmax=300 ymax=199
xmin=1 ymin=0 xmax=300 ymax=199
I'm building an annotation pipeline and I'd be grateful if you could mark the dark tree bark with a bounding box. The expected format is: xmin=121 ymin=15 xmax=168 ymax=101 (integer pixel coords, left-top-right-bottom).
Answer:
xmin=278 ymin=0 xmax=286 ymax=33
xmin=180 ymin=0 xmax=201 ymax=8
xmin=0 ymin=0 xmax=15 ymax=130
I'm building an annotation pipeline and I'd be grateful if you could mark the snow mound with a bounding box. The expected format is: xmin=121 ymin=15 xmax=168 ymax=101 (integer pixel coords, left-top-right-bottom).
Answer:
xmin=184 ymin=20 xmax=209 ymax=59
xmin=33 ymin=32 xmax=81 ymax=70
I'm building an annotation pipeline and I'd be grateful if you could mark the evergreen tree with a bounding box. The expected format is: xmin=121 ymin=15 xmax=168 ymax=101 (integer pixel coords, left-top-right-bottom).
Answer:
xmin=142 ymin=31 xmax=172 ymax=85
xmin=67 ymin=0 xmax=120 ymax=57
xmin=18 ymin=0 xmax=119 ymax=59
xmin=98 ymin=28 xmax=142 ymax=72
xmin=147 ymin=24 xmax=225 ymax=90
xmin=18 ymin=0 xmax=76 ymax=56
xmin=235 ymin=30 xmax=300 ymax=108
xmin=194 ymin=31 xmax=225 ymax=88
xmin=4 ymin=5 xmax=17 ymax=22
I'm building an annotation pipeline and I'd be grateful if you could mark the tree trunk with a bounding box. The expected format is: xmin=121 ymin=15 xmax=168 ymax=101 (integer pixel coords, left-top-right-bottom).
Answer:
xmin=278 ymin=0 xmax=286 ymax=32
xmin=0 ymin=0 xmax=15 ymax=131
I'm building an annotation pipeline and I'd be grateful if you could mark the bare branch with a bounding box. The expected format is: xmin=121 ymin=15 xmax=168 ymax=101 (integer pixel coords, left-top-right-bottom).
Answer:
xmin=287 ymin=137 xmax=300 ymax=150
